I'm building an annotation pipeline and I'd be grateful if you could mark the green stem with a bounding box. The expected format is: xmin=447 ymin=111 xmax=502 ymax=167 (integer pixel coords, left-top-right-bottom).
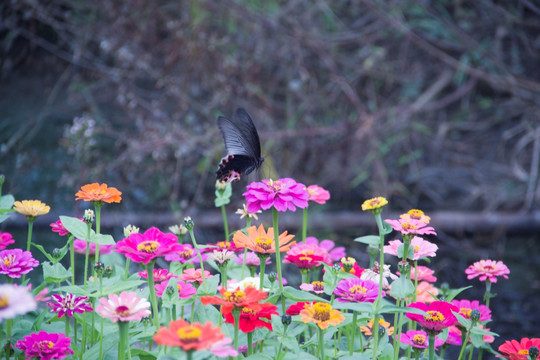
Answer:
xmin=393 ymin=298 xmax=404 ymax=360
xmin=22 ymin=220 xmax=34 ymax=283
xmin=146 ymin=262 xmax=160 ymax=330
xmin=457 ymin=328 xmax=470 ymax=360
xmin=247 ymin=331 xmax=253 ymax=355
xmin=259 ymin=256 xmax=267 ymax=290
xmin=428 ymin=333 xmax=435 ymax=360
xmin=73 ymin=318 xmax=78 ymax=349
xmin=468 ymin=342 xmax=474 ymax=360
xmin=65 ymin=317 xmax=70 ymax=342
xmin=69 ymin=235 xmax=75 ymax=284
xmin=81 ymin=312 xmax=87 ymax=360
xmin=302 ymin=207 xmax=308 ymax=244
xmin=220 ymin=264 xmax=228 ymax=290
xmin=233 ymin=309 xmax=240 ymax=350
xmin=318 ymin=327 xmax=325 ymax=360
xmin=98 ymin=276 xmax=104 ymax=360
xmin=188 ymin=229 xmax=206 ymax=291
xmin=124 ymin=259 xmax=131 ymax=281
xmin=221 ymin=205 xmax=229 ymax=241
xmin=349 ymin=311 xmax=357 ymax=355
xmin=118 ymin=322 xmax=129 ymax=360
xmin=84 ymin=222 xmax=92 ymax=290
xmin=94 ymin=205 xmax=101 ymax=278
xmin=241 ymin=248 xmax=248 ymax=279
xmin=272 ymin=208 xmax=286 ymax=313
xmin=371 ymin=213 xmax=386 ymax=360
xmin=172 ymin=304 xmax=177 ymax=321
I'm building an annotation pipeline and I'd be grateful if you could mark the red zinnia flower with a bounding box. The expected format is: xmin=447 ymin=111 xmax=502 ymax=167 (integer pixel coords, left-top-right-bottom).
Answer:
xmin=200 ymin=286 xmax=267 ymax=315
xmin=223 ymin=302 xmax=278 ymax=333
xmin=286 ymin=301 xmax=316 ymax=316
xmin=498 ymin=338 xmax=540 ymax=360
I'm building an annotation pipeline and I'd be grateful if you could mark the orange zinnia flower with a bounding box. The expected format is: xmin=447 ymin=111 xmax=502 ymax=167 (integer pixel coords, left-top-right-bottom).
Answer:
xmin=300 ymin=302 xmax=344 ymax=330
xmin=200 ymin=286 xmax=267 ymax=315
xmin=233 ymin=225 xmax=296 ymax=254
xmin=360 ymin=318 xmax=394 ymax=336
xmin=13 ymin=200 xmax=50 ymax=218
xmin=154 ymin=319 xmax=224 ymax=351
xmin=75 ymin=183 xmax=122 ymax=204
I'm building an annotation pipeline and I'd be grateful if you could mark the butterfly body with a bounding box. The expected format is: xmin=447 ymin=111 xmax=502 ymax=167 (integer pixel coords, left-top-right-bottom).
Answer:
xmin=216 ymin=108 xmax=264 ymax=183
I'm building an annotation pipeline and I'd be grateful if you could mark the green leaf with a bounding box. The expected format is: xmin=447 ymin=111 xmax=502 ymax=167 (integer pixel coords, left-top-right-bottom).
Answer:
xmin=42 ymin=262 xmax=72 ymax=283
xmin=90 ymin=233 xmax=116 ymax=245
xmin=197 ymin=273 xmax=220 ymax=296
xmin=332 ymin=301 xmax=373 ymax=314
xmin=443 ymin=286 xmax=472 ymax=302
xmin=283 ymin=286 xmax=326 ymax=302
xmin=0 ymin=194 xmax=15 ymax=223
xmin=54 ymin=285 xmax=92 ymax=297
xmin=98 ymin=280 xmax=145 ymax=297
xmin=60 ymin=216 xmax=90 ymax=239
xmin=194 ymin=300 xmax=221 ymax=324
xmin=353 ymin=235 xmax=380 ymax=245
xmin=244 ymin=354 xmax=274 ymax=360
xmin=130 ymin=349 xmax=157 ymax=360
xmin=396 ymin=244 xmax=414 ymax=260
xmin=389 ymin=276 xmax=415 ymax=298
xmin=280 ymin=334 xmax=301 ymax=353
xmin=31 ymin=243 xmax=57 ymax=263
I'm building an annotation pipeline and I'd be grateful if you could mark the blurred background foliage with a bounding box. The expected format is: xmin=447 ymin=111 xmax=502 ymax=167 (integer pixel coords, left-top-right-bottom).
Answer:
xmin=1 ymin=0 xmax=539 ymax=215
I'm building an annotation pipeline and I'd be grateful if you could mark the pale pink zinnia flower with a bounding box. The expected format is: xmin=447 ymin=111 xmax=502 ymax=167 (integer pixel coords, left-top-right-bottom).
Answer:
xmin=46 ymin=293 xmax=93 ymax=318
xmin=155 ymin=280 xmax=197 ymax=299
xmin=115 ymin=227 xmax=184 ymax=264
xmin=96 ymin=291 xmax=151 ymax=323
xmin=415 ymin=281 xmax=439 ymax=303
xmin=0 ymin=231 xmax=15 ymax=250
xmin=243 ymin=178 xmax=309 ymax=213
xmin=180 ymin=268 xmax=213 ymax=284
xmin=138 ymin=268 xmax=177 ymax=284
xmin=465 ymin=259 xmax=510 ymax=283
xmin=300 ymin=281 xmax=325 ymax=294
xmin=0 ymin=249 xmax=39 ymax=278
xmin=384 ymin=236 xmax=438 ymax=260
xmin=305 ymin=237 xmax=345 ymax=262
xmin=410 ymin=266 xmax=437 ymax=282
xmin=306 ymin=185 xmax=330 ymax=204
xmin=73 ymin=239 xmax=115 ymax=256
xmin=385 ymin=219 xmax=437 ymax=236
xmin=451 ymin=299 xmax=491 ymax=322
xmin=0 ymin=284 xmax=37 ymax=321
xmin=16 ymin=331 xmax=74 ymax=360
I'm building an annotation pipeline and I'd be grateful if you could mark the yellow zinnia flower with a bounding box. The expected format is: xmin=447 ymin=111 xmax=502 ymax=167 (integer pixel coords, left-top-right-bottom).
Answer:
xmin=13 ymin=200 xmax=50 ymax=218
xmin=361 ymin=197 xmax=388 ymax=211
xmin=300 ymin=302 xmax=345 ymax=330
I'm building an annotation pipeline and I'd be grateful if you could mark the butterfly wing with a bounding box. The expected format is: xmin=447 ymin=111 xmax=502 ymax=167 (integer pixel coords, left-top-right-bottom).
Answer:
xmin=216 ymin=108 xmax=264 ymax=182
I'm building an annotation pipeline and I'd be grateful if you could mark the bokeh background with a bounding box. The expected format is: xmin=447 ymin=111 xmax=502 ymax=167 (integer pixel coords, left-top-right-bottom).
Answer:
xmin=1 ymin=0 xmax=539 ymax=355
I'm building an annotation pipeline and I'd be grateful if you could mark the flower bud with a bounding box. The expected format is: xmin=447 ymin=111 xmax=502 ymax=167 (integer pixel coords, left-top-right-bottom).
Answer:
xmin=169 ymin=224 xmax=187 ymax=236
xmin=215 ymin=180 xmax=227 ymax=191
xmin=141 ymin=316 xmax=151 ymax=326
xmin=183 ymin=216 xmax=194 ymax=231
xmin=0 ymin=174 xmax=5 ymax=187
xmin=529 ymin=346 xmax=539 ymax=360
xmin=52 ymin=248 xmax=63 ymax=260
xmin=83 ymin=209 xmax=95 ymax=224
xmin=470 ymin=309 xmax=481 ymax=324
xmin=367 ymin=244 xmax=379 ymax=259
xmin=104 ymin=266 xmax=113 ymax=278
xmin=378 ymin=324 xmax=386 ymax=338
xmin=123 ymin=224 xmax=140 ymax=238
xmin=268 ymin=272 xmax=277 ymax=283
xmin=281 ymin=314 xmax=292 ymax=326
xmin=94 ymin=262 xmax=105 ymax=276
xmin=332 ymin=263 xmax=342 ymax=273
xmin=341 ymin=257 xmax=356 ymax=273
xmin=166 ymin=286 xmax=175 ymax=296
xmin=397 ymin=261 xmax=410 ymax=275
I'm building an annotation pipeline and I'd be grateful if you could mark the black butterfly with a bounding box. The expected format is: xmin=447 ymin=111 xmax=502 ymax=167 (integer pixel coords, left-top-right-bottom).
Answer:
xmin=216 ymin=108 xmax=264 ymax=183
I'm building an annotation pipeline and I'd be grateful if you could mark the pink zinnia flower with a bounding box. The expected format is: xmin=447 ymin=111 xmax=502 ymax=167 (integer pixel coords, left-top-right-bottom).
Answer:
xmin=333 ymin=278 xmax=381 ymax=303
xmin=385 ymin=219 xmax=437 ymax=236
xmin=115 ymin=227 xmax=184 ymax=264
xmin=243 ymin=178 xmax=309 ymax=213
xmin=306 ymin=185 xmax=330 ymax=204
xmin=406 ymin=301 xmax=458 ymax=334
xmin=0 ymin=284 xmax=37 ymax=321
xmin=451 ymin=299 xmax=491 ymax=322
xmin=73 ymin=239 xmax=115 ymax=256
xmin=400 ymin=330 xmax=444 ymax=349
xmin=446 ymin=326 xmax=463 ymax=346
xmin=408 ymin=265 xmax=437 ymax=283
xmin=164 ymin=243 xmax=203 ymax=263
xmin=415 ymin=281 xmax=439 ymax=304
xmin=234 ymin=251 xmax=271 ymax=267
xmin=138 ymin=268 xmax=177 ymax=284
xmin=96 ymin=291 xmax=151 ymax=323
xmin=206 ymin=240 xmax=243 ymax=254
xmin=209 ymin=338 xmax=239 ymax=357
xmin=384 ymin=236 xmax=438 ymax=260
xmin=26 ymin=284 xmax=51 ymax=302
xmin=50 ymin=219 xmax=73 ymax=237
xmin=46 ymin=293 xmax=93 ymax=318
xmin=465 ymin=259 xmax=510 ymax=283
xmin=284 ymin=242 xmax=332 ymax=269
xmin=305 ymin=236 xmax=345 ymax=262
xmin=155 ymin=280 xmax=197 ymax=299
xmin=16 ymin=331 xmax=74 ymax=360
xmin=0 ymin=231 xmax=15 ymax=250
xmin=180 ymin=268 xmax=213 ymax=284
xmin=300 ymin=281 xmax=325 ymax=294
xmin=0 ymin=248 xmax=39 ymax=278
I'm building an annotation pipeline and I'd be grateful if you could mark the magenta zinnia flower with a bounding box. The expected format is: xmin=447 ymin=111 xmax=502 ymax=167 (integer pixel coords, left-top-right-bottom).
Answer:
xmin=400 ymin=330 xmax=444 ymax=349
xmin=16 ymin=331 xmax=74 ymax=360
xmin=243 ymin=178 xmax=309 ymax=213
xmin=155 ymin=280 xmax=197 ymax=299
xmin=385 ymin=219 xmax=437 ymax=236
xmin=164 ymin=243 xmax=204 ymax=263
xmin=465 ymin=259 xmax=510 ymax=283
xmin=406 ymin=301 xmax=458 ymax=334
xmin=451 ymin=299 xmax=491 ymax=322
xmin=306 ymin=185 xmax=330 ymax=204
xmin=115 ymin=227 xmax=184 ymax=264
xmin=73 ymin=239 xmax=115 ymax=256
xmin=49 ymin=219 xmax=75 ymax=237
xmin=333 ymin=278 xmax=381 ymax=303
xmin=0 ymin=284 xmax=37 ymax=321
xmin=384 ymin=236 xmax=438 ymax=260
xmin=96 ymin=291 xmax=151 ymax=323
xmin=305 ymin=237 xmax=345 ymax=262
xmin=234 ymin=251 xmax=271 ymax=267
xmin=0 ymin=231 xmax=15 ymax=250
xmin=138 ymin=268 xmax=177 ymax=284
xmin=284 ymin=242 xmax=332 ymax=269
xmin=0 ymin=248 xmax=39 ymax=278
xmin=46 ymin=293 xmax=93 ymax=318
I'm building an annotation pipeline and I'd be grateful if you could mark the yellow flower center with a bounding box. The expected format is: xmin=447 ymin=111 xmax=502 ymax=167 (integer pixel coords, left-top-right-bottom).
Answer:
xmin=412 ymin=334 xmax=426 ymax=345
xmin=241 ymin=306 xmax=257 ymax=314
xmin=401 ymin=222 xmax=418 ymax=231
xmin=217 ymin=241 xmax=231 ymax=250
xmin=137 ymin=240 xmax=160 ymax=254
xmin=39 ymin=341 xmax=55 ymax=350
xmin=312 ymin=281 xmax=324 ymax=291
xmin=176 ymin=326 xmax=202 ymax=342
xmin=349 ymin=285 xmax=367 ymax=294
xmin=177 ymin=284 xmax=182 ymax=292
xmin=3 ymin=255 xmax=13 ymax=267
xmin=267 ymin=180 xmax=282 ymax=192
xmin=424 ymin=310 xmax=445 ymax=322
xmin=115 ymin=305 xmax=131 ymax=317
xmin=518 ymin=349 xmax=529 ymax=355
xmin=413 ymin=245 xmax=420 ymax=253
xmin=459 ymin=308 xmax=472 ymax=318
xmin=223 ymin=290 xmax=245 ymax=302
xmin=255 ymin=236 xmax=273 ymax=250
xmin=180 ymin=249 xmax=194 ymax=260
xmin=0 ymin=295 xmax=9 ymax=309
xmin=482 ymin=264 xmax=494 ymax=271
xmin=313 ymin=302 xmax=331 ymax=322
xmin=408 ymin=209 xmax=424 ymax=219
